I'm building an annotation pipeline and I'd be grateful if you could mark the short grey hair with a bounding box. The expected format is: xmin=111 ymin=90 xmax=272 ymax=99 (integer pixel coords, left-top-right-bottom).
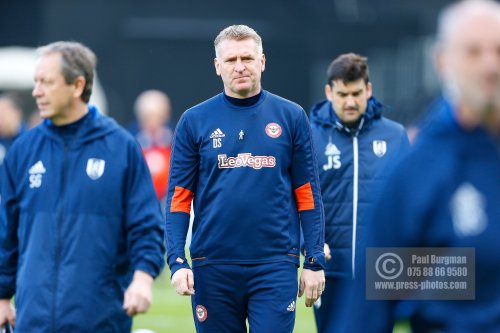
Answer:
xmin=437 ymin=0 xmax=500 ymax=47
xmin=214 ymin=25 xmax=263 ymax=57
xmin=37 ymin=41 xmax=97 ymax=103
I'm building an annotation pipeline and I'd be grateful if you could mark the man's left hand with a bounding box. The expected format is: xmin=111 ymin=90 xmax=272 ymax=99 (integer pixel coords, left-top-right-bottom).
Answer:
xmin=123 ymin=270 xmax=154 ymax=316
xmin=298 ymin=269 xmax=325 ymax=307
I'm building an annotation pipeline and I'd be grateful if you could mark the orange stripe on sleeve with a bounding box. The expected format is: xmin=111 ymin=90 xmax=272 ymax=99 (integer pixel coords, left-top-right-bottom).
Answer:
xmin=170 ymin=186 xmax=194 ymax=214
xmin=294 ymin=182 xmax=315 ymax=211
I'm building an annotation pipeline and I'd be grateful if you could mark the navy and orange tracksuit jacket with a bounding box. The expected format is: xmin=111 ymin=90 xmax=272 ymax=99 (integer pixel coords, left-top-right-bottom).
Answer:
xmin=165 ymin=90 xmax=325 ymax=275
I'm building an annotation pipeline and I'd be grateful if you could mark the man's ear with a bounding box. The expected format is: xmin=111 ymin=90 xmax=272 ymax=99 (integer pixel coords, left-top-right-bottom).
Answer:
xmin=261 ymin=53 xmax=266 ymax=72
xmin=214 ymin=57 xmax=221 ymax=76
xmin=324 ymin=84 xmax=333 ymax=101
xmin=366 ymin=82 xmax=373 ymax=99
xmin=73 ymin=76 xmax=86 ymax=99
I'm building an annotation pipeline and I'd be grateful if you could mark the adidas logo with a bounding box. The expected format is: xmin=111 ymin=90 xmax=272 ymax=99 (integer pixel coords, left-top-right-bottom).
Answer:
xmin=325 ymin=142 xmax=341 ymax=156
xmin=210 ymin=128 xmax=225 ymax=139
xmin=286 ymin=301 xmax=296 ymax=312
xmin=29 ymin=161 xmax=46 ymax=174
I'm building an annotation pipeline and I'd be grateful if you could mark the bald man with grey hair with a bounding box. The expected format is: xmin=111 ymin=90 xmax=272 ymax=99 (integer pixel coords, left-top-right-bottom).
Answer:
xmin=343 ymin=1 xmax=500 ymax=332
xmin=134 ymin=90 xmax=172 ymax=137
xmin=435 ymin=0 xmax=500 ymax=130
xmin=133 ymin=89 xmax=174 ymax=201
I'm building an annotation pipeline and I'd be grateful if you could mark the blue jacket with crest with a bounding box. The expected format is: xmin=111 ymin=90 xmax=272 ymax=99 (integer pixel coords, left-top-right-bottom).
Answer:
xmin=310 ymin=97 xmax=409 ymax=278
xmin=345 ymin=98 xmax=500 ymax=333
xmin=0 ymin=106 xmax=165 ymax=332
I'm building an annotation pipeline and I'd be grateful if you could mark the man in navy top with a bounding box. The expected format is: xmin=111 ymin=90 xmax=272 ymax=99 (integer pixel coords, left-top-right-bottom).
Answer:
xmin=309 ymin=53 xmax=409 ymax=333
xmin=165 ymin=25 xmax=326 ymax=333
xmin=0 ymin=41 xmax=164 ymax=332
xmin=344 ymin=1 xmax=500 ymax=332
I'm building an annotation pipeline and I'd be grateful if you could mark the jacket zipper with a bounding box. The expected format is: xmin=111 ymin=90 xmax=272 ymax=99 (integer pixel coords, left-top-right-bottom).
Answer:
xmin=51 ymin=143 xmax=68 ymax=333
xmin=351 ymin=135 xmax=359 ymax=279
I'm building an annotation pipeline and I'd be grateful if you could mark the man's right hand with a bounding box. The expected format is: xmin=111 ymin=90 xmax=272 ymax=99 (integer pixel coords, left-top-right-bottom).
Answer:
xmin=0 ymin=299 xmax=15 ymax=328
xmin=171 ymin=268 xmax=195 ymax=296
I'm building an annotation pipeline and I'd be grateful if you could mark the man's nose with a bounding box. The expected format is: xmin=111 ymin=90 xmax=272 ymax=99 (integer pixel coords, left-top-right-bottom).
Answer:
xmin=345 ymin=96 xmax=356 ymax=107
xmin=32 ymin=83 xmax=42 ymax=98
xmin=234 ymin=59 xmax=245 ymax=72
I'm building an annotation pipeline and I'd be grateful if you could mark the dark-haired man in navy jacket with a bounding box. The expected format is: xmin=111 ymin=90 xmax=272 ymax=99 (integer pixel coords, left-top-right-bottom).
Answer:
xmin=310 ymin=52 xmax=409 ymax=333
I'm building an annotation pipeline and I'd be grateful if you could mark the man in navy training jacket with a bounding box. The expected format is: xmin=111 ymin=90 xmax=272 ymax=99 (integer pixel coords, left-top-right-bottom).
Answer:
xmin=165 ymin=24 xmax=326 ymax=333
xmin=0 ymin=41 xmax=165 ymax=332
xmin=344 ymin=0 xmax=500 ymax=332
xmin=309 ymin=52 xmax=409 ymax=333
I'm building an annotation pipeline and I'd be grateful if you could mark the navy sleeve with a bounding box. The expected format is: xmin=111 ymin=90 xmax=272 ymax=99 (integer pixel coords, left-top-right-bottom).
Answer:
xmin=124 ymin=138 xmax=165 ymax=279
xmin=0 ymin=155 xmax=19 ymax=299
xmin=164 ymin=113 xmax=199 ymax=277
xmin=291 ymin=110 xmax=326 ymax=271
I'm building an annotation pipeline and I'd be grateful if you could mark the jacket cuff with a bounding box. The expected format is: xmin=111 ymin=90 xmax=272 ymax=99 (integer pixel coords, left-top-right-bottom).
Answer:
xmin=169 ymin=257 xmax=191 ymax=278
xmin=302 ymin=254 xmax=326 ymax=271
xmin=133 ymin=257 xmax=164 ymax=279
xmin=0 ymin=286 xmax=15 ymax=300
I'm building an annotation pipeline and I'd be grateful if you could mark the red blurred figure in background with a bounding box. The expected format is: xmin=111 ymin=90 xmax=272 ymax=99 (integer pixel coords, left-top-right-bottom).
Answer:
xmin=133 ymin=90 xmax=174 ymax=203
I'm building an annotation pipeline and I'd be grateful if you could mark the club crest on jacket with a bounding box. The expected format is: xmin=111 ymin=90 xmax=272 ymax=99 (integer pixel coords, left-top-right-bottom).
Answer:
xmin=451 ymin=182 xmax=488 ymax=237
xmin=195 ymin=305 xmax=208 ymax=322
xmin=372 ymin=140 xmax=387 ymax=157
xmin=86 ymin=158 xmax=106 ymax=180
xmin=265 ymin=123 xmax=282 ymax=138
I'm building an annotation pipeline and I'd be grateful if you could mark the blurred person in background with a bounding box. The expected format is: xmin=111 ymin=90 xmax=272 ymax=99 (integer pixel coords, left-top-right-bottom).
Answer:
xmin=133 ymin=89 xmax=174 ymax=203
xmin=345 ymin=0 xmax=500 ymax=332
xmin=27 ymin=109 xmax=42 ymax=128
xmin=309 ymin=53 xmax=409 ymax=333
xmin=165 ymin=24 xmax=325 ymax=333
xmin=0 ymin=93 xmax=26 ymax=167
xmin=0 ymin=41 xmax=165 ymax=332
